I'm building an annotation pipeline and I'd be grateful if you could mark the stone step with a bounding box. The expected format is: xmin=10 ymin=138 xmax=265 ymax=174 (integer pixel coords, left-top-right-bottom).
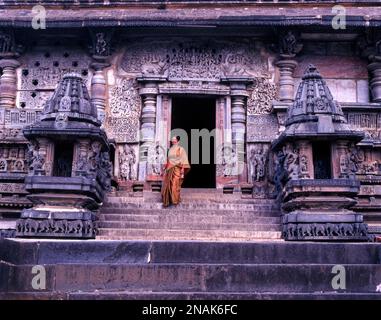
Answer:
xmin=2 ymin=291 xmax=381 ymax=300
xmin=100 ymin=214 xmax=281 ymax=224
xmin=2 ymin=239 xmax=380 ymax=265
xmin=97 ymin=228 xmax=282 ymax=240
xmin=101 ymin=203 xmax=280 ymax=211
xmin=99 ymin=221 xmax=281 ymax=231
xmin=99 ymin=209 xmax=280 ymax=217
xmin=3 ymin=262 xmax=380 ymax=294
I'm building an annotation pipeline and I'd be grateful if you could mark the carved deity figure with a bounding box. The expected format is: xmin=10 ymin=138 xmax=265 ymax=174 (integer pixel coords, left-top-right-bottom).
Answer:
xmin=299 ymin=154 xmax=309 ymax=178
xmin=273 ymin=149 xmax=288 ymax=195
xmin=283 ymin=145 xmax=299 ymax=180
xmin=0 ymin=31 xmax=12 ymax=54
xmin=95 ymin=32 xmax=108 ymax=56
xmin=119 ymin=144 xmax=136 ymax=181
xmin=340 ymin=145 xmax=363 ymax=178
xmin=26 ymin=142 xmax=44 ymax=173
xmin=99 ymin=152 xmax=112 ymax=191
xmin=88 ymin=141 xmax=102 ymax=175
xmin=280 ymin=31 xmax=302 ymax=57
xmin=221 ymin=145 xmax=237 ymax=176
xmin=149 ymin=144 xmax=166 ymax=176
xmin=249 ymin=147 xmax=266 ymax=182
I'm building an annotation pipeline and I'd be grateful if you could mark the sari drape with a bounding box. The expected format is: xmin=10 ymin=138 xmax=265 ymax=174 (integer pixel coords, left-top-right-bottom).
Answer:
xmin=161 ymin=145 xmax=190 ymax=207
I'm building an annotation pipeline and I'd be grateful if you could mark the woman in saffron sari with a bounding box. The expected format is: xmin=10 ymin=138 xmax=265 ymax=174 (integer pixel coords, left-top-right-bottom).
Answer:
xmin=161 ymin=136 xmax=190 ymax=207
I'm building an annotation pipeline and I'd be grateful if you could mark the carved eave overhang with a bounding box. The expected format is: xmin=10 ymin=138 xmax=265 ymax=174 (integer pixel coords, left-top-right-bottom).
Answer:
xmin=0 ymin=5 xmax=381 ymax=28
xmin=272 ymin=129 xmax=365 ymax=150
xmin=22 ymin=123 xmax=110 ymax=148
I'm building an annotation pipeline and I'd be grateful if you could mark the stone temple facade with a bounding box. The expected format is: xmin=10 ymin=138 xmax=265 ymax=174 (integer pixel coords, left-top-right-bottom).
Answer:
xmin=0 ymin=0 xmax=381 ymax=242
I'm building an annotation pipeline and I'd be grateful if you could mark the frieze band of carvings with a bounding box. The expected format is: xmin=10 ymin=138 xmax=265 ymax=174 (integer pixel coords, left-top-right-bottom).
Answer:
xmin=283 ymin=222 xmax=368 ymax=240
xmin=121 ymin=39 xmax=268 ymax=81
xmin=0 ymin=183 xmax=26 ymax=193
xmin=16 ymin=218 xmax=96 ymax=238
xmin=346 ymin=112 xmax=381 ymax=141
xmin=0 ymin=145 xmax=27 ymax=173
xmin=4 ymin=109 xmax=41 ymax=127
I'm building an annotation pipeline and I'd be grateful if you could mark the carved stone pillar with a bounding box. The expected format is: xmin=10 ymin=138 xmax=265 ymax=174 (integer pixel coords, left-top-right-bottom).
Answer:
xmin=225 ymin=80 xmax=250 ymax=184
xmin=276 ymin=30 xmax=303 ymax=102
xmin=275 ymin=60 xmax=298 ymax=102
xmin=0 ymin=58 xmax=20 ymax=108
xmin=90 ymin=64 xmax=108 ymax=123
xmin=88 ymin=29 xmax=114 ymax=123
xmin=138 ymin=81 xmax=159 ymax=181
xmin=368 ymin=62 xmax=381 ymax=102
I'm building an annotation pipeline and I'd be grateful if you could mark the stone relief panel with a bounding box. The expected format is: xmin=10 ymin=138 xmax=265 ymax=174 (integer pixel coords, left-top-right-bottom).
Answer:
xmin=105 ymin=78 xmax=141 ymax=143
xmin=0 ymin=145 xmax=28 ymax=174
xmin=120 ymin=39 xmax=269 ymax=80
xmin=118 ymin=143 xmax=138 ymax=181
xmin=339 ymin=144 xmax=380 ymax=177
xmin=247 ymin=143 xmax=274 ymax=198
xmin=247 ymin=114 xmax=279 ymax=142
xmin=17 ymin=48 xmax=91 ymax=110
xmin=3 ymin=108 xmax=41 ymax=129
xmin=247 ymin=77 xmax=277 ymax=115
xmin=345 ymin=112 xmax=381 ymax=142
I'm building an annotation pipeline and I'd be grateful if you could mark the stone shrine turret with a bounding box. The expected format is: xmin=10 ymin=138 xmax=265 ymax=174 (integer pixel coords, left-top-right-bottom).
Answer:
xmin=272 ymin=64 xmax=369 ymax=241
xmin=15 ymin=73 xmax=112 ymax=239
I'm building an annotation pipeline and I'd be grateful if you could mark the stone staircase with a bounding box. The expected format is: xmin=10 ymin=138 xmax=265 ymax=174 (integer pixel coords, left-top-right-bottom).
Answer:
xmin=97 ymin=188 xmax=282 ymax=241
xmin=1 ymin=239 xmax=381 ymax=300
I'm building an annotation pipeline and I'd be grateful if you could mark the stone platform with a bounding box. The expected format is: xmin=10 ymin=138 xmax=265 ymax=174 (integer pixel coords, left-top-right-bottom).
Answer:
xmin=1 ymin=239 xmax=381 ymax=300
xmin=98 ymin=188 xmax=282 ymax=241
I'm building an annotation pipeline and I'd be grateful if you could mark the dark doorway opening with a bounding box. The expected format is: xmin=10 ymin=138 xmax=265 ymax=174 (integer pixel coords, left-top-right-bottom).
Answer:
xmin=53 ymin=142 xmax=74 ymax=177
xmin=171 ymin=96 xmax=216 ymax=188
xmin=312 ymin=142 xmax=332 ymax=179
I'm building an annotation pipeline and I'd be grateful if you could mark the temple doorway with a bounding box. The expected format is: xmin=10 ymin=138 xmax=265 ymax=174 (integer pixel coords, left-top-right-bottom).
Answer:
xmin=171 ymin=96 xmax=216 ymax=188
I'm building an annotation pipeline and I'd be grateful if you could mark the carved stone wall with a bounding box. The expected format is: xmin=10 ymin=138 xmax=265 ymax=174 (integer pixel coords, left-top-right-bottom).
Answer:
xmin=17 ymin=47 xmax=91 ymax=110
xmin=105 ymin=78 xmax=141 ymax=143
xmin=345 ymin=111 xmax=381 ymax=143
xmin=120 ymin=38 xmax=269 ymax=80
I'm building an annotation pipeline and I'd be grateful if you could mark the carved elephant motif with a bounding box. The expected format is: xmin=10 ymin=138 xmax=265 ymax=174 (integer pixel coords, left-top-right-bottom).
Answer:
xmin=354 ymin=223 xmax=368 ymax=237
xmin=339 ymin=223 xmax=354 ymax=236
xmin=38 ymin=220 xmax=52 ymax=233
xmin=16 ymin=220 xmax=25 ymax=233
xmin=312 ymin=223 xmax=326 ymax=237
xmin=24 ymin=218 xmax=39 ymax=233
xmin=67 ymin=220 xmax=83 ymax=233
xmin=326 ymin=223 xmax=340 ymax=237
xmin=53 ymin=220 xmax=68 ymax=233
xmin=298 ymin=224 xmax=312 ymax=237
xmin=83 ymin=220 xmax=94 ymax=235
